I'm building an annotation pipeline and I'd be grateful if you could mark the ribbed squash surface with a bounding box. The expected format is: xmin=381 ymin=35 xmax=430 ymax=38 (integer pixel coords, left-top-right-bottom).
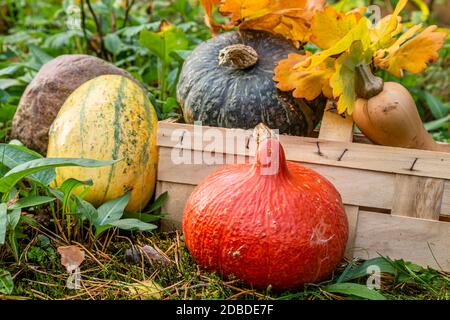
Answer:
xmin=47 ymin=75 xmax=158 ymax=212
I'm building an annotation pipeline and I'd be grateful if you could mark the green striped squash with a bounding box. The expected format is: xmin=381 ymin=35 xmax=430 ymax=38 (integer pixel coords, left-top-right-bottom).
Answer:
xmin=47 ymin=75 xmax=158 ymax=212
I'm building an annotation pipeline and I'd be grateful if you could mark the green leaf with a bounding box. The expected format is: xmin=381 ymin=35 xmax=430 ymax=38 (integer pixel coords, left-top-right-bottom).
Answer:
xmin=0 ymin=269 xmax=13 ymax=294
xmin=122 ymin=212 xmax=163 ymax=223
xmin=424 ymin=115 xmax=450 ymax=131
xmin=0 ymin=64 xmax=23 ymax=77
xmin=162 ymin=98 xmax=178 ymax=114
xmin=28 ymin=44 xmax=53 ymax=65
xmin=323 ymin=283 xmax=386 ymax=300
xmin=75 ymin=196 xmax=98 ymax=222
xmin=104 ymin=33 xmax=123 ymax=55
xmin=140 ymin=30 xmax=165 ymax=60
xmin=109 ymin=218 xmax=157 ymax=231
xmin=423 ymin=92 xmax=446 ymax=119
xmin=0 ymin=90 xmax=10 ymax=103
xmin=330 ymin=41 xmax=372 ymax=114
xmin=94 ymin=224 xmax=113 ymax=237
xmin=140 ymin=26 xmax=189 ymax=63
xmin=147 ymin=191 xmax=168 ymax=213
xmin=60 ymin=178 xmax=93 ymax=213
xmin=7 ymin=209 xmax=21 ymax=231
xmin=9 ymin=196 xmax=55 ymax=210
xmin=337 ymin=257 xmax=398 ymax=283
xmin=0 ymin=158 xmax=117 ymax=193
xmin=169 ymin=50 xmax=191 ymax=63
xmin=119 ymin=22 xmax=161 ymax=38
xmin=0 ymin=143 xmax=54 ymax=185
xmin=95 ymin=192 xmax=131 ymax=226
xmin=0 ymin=104 xmax=16 ymax=122
xmin=0 ymin=79 xmax=22 ymax=90
xmin=0 ymin=203 xmax=6 ymax=245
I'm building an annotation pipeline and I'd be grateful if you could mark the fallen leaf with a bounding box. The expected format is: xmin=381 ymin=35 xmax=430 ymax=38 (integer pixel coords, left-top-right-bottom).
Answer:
xmin=127 ymin=280 xmax=164 ymax=299
xmin=57 ymin=245 xmax=85 ymax=272
xmin=124 ymin=245 xmax=171 ymax=266
xmin=6 ymin=193 xmax=19 ymax=207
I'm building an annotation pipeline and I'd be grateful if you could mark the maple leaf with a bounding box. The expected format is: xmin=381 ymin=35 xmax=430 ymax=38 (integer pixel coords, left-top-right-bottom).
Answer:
xmin=310 ymin=6 xmax=365 ymax=50
xmin=374 ymin=25 xmax=447 ymax=77
xmin=274 ymin=52 xmax=334 ymax=100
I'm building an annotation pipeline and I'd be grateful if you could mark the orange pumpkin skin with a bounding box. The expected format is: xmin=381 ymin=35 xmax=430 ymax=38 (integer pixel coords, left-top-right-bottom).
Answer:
xmin=182 ymin=139 xmax=348 ymax=291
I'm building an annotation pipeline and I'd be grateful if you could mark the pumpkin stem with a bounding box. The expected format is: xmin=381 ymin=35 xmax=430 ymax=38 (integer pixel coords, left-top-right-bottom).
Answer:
xmin=254 ymin=123 xmax=273 ymax=146
xmin=355 ymin=63 xmax=384 ymax=99
xmin=254 ymin=136 xmax=288 ymax=177
xmin=218 ymin=44 xmax=258 ymax=70
xmin=253 ymin=123 xmax=287 ymax=176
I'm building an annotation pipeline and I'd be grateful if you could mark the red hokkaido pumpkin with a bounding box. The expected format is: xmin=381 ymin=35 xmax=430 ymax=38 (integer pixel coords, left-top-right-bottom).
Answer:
xmin=182 ymin=138 xmax=348 ymax=291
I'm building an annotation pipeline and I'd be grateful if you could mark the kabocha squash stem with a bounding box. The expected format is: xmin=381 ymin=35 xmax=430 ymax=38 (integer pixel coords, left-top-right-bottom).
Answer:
xmin=355 ymin=63 xmax=384 ymax=99
xmin=218 ymin=44 xmax=259 ymax=70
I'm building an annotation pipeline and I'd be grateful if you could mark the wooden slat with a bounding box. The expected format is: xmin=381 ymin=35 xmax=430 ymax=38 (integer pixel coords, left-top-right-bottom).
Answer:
xmin=158 ymin=121 xmax=450 ymax=180
xmin=442 ymin=181 xmax=450 ymax=217
xmin=157 ymin=147 xmax=450 ymax=216
xmin=392 ymin=175 xmax=444 ymax=220
xmin=158 ymin=147 xmax=394 ymax=211
xmin=344 ymin=205 xmax=359 ymax=259
xmin=352 ymin=211 xmax=450 ymax=270
xmin=318 ymin=109 xmax=354 ymax=142
xmin=156 ymin=181 xmax=194 ymax=231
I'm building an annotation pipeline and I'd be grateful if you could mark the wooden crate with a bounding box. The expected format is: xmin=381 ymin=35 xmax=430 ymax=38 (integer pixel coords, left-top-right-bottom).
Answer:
xmin=155 ymin=111 xmax=450 ymax=271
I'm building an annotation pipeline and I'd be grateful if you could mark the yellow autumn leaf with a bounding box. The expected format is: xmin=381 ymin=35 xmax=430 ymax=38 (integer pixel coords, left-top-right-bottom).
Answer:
xmin=374 ymin=25 xmax=447 ymax=77
xmin=330 ymin=41 xmax=372 ymax=114
xmin=127 ymin=280 xmax=164 ymax=299
xmin=214 ymin=0 xmax=325 ymax=46
xmin=220 ymin=0 xmax=310 ymax=21
xmin=310 ymin=6 xmax=364 ymax=49
xmin=369 ymin=14 xmax=402 ymax=48
xmin=308 ymin=17 xmax=371 ymax=69
xmin=240 ymin=13 xmax=312 ymax=45
xmin=369 ymin=0 xmax=407 ymax=50
xmin=274 ymin=52 xmax=334 ymax=100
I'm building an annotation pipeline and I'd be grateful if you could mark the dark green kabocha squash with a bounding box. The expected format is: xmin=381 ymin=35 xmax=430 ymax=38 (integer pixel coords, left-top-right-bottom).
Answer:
xmin=177 ymin=30 xmax=325 ymax=136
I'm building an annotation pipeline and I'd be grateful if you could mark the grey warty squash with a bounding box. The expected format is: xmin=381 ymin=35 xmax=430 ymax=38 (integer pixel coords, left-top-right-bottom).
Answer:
xmin=177 ymin=30 xmax=325 ymax=136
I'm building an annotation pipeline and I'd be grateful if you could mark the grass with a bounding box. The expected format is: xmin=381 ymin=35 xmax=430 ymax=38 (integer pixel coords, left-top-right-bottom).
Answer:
xmin=1 ymin=228 xmax=449 ymax=300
